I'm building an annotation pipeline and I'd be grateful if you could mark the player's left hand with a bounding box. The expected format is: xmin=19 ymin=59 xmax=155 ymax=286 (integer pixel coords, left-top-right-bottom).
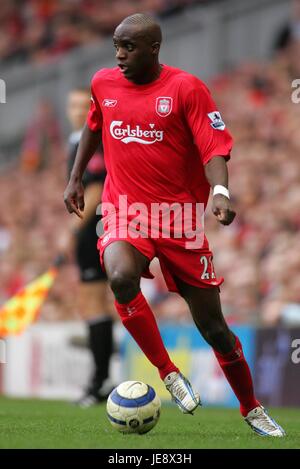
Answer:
xmin=212 ymin=194 xmax=236 ymax=225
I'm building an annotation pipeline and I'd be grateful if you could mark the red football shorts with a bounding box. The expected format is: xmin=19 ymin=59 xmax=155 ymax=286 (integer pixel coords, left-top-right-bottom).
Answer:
xmin=97 ymin=213 xmax=223 ymax=293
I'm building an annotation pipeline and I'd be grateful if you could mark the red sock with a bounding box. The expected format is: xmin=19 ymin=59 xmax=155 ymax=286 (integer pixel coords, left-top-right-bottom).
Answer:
xmin=213 ymin=336 xmax=260 ymax=416
xmin=114 ymin=291 xmax=179 ymax=380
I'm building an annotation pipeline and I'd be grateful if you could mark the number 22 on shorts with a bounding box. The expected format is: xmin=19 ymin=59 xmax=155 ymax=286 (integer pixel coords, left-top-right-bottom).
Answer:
xmin=200 ymin=255 xmax=216 ymax=280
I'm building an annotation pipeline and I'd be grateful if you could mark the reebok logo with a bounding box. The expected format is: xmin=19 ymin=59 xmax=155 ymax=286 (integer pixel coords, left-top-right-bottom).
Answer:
xmin=103 ymin=99 xmax=117 ymax=107
xmin=126 ymin=306 xmax=136 ymax=316
xmin=110 ymin=121 xmax=164 ymax=144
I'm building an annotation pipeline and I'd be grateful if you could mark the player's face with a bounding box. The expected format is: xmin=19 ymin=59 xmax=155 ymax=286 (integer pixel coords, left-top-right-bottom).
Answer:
xmin=113 ymin=24 xmax=159 ymax=83
xmin=67 ymin=91 xmax=90 ymax=130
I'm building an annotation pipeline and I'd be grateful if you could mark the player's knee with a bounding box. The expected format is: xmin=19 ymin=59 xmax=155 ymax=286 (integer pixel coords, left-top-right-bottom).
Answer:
xmin=204 ymin=324 xmax=232 ymax=350
xmin=109 ymin=270 xmax=140 ymax=303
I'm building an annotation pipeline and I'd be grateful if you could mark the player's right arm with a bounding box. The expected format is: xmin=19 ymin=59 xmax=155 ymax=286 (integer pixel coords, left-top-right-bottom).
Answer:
xmin=59 ymin=181 xmax=102 ymax=258
xmin=64 ymin=125 xmax=101 ymax=218
xmin=64 ymin=76 xmax=103 ymax=218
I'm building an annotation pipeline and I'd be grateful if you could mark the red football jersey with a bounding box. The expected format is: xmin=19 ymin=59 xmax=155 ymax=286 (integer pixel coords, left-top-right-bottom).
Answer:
xmin=87 ymin=64 xmax=233 ymax=209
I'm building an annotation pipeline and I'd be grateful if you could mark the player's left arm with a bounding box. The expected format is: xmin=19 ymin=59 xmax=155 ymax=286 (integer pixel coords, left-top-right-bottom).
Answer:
xmin=204 ymin=156 xmax=236 ymax=226
xmin=182 ymin=77 xmax=236 ymax=226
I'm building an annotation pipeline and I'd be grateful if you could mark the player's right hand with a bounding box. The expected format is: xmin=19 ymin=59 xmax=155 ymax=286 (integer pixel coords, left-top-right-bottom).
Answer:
xmin=64 ymin=179 xmax=85 ymax=218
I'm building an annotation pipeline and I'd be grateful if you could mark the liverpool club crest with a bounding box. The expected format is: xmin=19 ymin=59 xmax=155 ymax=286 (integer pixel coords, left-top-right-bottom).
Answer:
xmin=156 ymin=97 xmax=172 ymax=117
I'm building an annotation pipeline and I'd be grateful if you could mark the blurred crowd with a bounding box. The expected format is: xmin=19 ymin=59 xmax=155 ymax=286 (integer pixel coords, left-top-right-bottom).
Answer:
xmin=206 ymin=41 xmax=300 ymax=325
xmin=0 ymin=0 xmax=205 ymax=66
xmin=1 ymin=4 xmax=300 ymax=327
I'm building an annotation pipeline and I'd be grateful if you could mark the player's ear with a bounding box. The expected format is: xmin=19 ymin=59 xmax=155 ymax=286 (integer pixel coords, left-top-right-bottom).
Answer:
xmin=151 ymin=42 xmax=160 ymax=55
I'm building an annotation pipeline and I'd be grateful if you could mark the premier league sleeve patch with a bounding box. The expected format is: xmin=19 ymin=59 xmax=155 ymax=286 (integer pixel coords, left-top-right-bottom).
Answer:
xmin=207 ymin=111 xmax=226 ymax=130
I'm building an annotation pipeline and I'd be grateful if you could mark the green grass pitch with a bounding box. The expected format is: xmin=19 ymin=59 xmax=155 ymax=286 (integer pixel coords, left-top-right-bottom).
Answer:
xmin=0 ymin=397 xmax=299 ymax=449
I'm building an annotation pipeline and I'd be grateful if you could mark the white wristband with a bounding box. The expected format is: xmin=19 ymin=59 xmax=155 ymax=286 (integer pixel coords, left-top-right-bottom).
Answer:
xmin=213 ymin=185 xmax=230 ymax=199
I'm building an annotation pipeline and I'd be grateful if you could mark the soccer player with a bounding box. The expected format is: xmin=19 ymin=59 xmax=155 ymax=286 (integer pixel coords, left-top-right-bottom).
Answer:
xmin=64 ymin=15 xmax=285 ymax=435
xmin=60 ymin=88 xmax=114 ymax=407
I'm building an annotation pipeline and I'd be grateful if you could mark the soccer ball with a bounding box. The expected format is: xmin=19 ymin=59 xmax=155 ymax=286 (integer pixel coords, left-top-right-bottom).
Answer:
xmin=106 ymin=381 xmax=161 ymax=434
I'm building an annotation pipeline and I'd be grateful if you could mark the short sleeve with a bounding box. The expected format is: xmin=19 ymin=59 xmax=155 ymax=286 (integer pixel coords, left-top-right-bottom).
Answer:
xmin=86 ymin=79 xmax=103 ymax=132
xmin=182 ymin=78 xmax=233 ymax=165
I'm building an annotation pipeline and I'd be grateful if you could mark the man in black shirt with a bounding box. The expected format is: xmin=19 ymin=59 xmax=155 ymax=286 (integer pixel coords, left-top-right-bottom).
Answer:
xmin=60 ymin=88 xmax=114 ymax=407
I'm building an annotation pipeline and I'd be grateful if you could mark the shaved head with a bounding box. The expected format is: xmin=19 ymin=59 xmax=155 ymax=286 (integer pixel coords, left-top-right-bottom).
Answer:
xmin=117 ymin=13 xmax=162 ymax=44
xmin=113 ymin=13 xmax=163 ymax=84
